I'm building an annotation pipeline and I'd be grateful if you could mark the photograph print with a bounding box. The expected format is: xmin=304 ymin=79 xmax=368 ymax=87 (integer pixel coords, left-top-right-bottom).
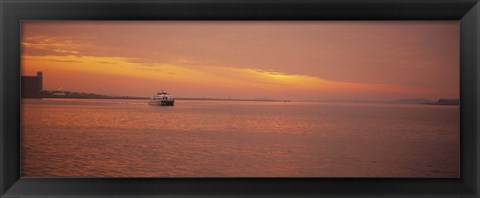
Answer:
xmin=21 ymin=21 xmax=459 ymax=177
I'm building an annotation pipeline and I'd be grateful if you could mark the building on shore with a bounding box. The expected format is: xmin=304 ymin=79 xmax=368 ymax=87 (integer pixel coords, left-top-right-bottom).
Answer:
xmin=21 ymin=71 xmax=43 ymax=98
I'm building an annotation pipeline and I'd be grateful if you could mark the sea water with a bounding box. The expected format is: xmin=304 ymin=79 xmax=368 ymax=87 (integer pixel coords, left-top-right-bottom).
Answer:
xmin=21 ymin=98 xmax=459 ymax=177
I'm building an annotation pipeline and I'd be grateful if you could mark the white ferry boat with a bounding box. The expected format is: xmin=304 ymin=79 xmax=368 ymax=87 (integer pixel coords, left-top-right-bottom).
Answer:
xmin=149 ymin=91 xmax=174 ymax=106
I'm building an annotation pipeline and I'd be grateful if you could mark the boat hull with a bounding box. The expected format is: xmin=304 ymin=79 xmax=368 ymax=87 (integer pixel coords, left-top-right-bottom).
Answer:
xmin=149 ymin=100 xmax=174 ymax=106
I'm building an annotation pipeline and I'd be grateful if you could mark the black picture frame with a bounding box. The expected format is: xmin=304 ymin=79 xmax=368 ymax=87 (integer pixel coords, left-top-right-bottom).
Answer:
xmin=1 ymin=0 xmax=479 ymax=197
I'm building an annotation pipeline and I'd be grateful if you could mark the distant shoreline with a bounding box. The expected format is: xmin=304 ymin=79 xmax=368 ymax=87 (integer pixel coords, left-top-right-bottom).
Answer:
xmin=23 ymin=90 xmax=458 ymax=105
xmin=23 ymin=97 xmax=461 ymax=106
xmin=30 ymin=96 xmax=292 ymax=103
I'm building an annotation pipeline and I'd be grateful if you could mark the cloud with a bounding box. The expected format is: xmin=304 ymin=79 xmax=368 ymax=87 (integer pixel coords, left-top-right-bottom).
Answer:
xmin=22 ymin=36 xmax=82 ymax=56
xmin=21 ymin=21 xmax=459 ymax=99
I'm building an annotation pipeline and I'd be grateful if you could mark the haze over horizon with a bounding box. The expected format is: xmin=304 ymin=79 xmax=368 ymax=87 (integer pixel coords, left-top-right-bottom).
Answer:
xmin=21 ymin=21 xmax=459 ymax=101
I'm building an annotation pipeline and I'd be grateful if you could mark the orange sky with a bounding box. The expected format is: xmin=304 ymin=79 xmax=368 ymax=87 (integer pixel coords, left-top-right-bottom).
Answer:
xmin=21 ymin=21 xmax=459 ymax=100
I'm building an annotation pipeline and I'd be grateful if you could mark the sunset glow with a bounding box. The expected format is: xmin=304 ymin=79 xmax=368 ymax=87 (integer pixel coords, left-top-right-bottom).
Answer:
xmin=21 ymin=21 xmax=460 ymax=178
xmin=21 ymin=21 xmax=459 ymax=100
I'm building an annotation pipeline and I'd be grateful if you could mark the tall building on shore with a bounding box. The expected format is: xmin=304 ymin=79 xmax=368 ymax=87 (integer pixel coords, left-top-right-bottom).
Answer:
xmin=21 ymin=71 xmax=43 ymax=98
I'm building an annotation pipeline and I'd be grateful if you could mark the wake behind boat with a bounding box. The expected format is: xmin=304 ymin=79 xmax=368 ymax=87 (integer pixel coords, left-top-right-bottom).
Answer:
xmin=149 ymin=91 xmax=174 ymax=106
